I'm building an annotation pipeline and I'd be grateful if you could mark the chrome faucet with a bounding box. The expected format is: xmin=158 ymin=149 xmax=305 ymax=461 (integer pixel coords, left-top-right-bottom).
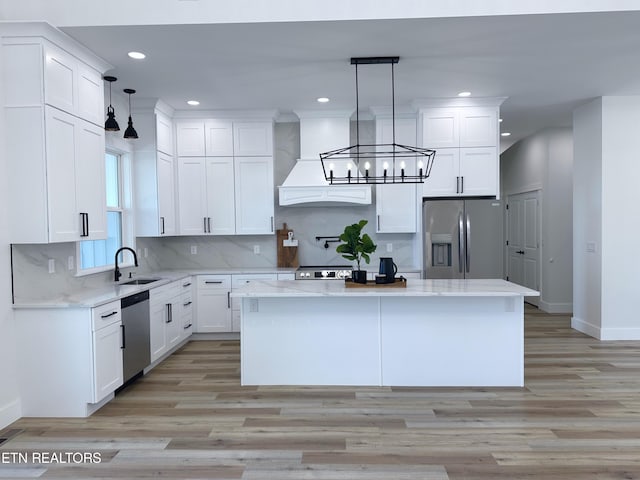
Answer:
xmin=114 ymin=247 xmax=138 ymax=282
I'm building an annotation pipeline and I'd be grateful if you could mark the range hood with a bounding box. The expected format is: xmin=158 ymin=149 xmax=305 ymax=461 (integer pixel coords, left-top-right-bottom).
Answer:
xmin=278 ymin=111 xmax=371 ymax=206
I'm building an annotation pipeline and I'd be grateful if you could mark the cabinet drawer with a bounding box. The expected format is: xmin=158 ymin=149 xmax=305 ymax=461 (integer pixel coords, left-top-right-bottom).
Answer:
xmin=92 ymin=300 xmax=121 ymax=330
xmin=198 ymin=274 xmax=232 ymax=289
xmin=151 ymin=280 xmax=181 ymax=301
xmin=232 ymin=273 xmax=277 ymax=288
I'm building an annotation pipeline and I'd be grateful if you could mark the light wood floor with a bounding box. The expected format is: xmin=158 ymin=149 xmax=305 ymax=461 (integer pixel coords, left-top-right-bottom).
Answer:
xmin=3 ymin=306 xmax=640 ymax=479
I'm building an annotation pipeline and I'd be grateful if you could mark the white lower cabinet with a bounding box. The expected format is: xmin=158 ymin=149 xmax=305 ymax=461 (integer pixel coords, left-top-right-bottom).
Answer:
xmin=150 ymin=279 xmax=192 ymax=363
xmin=179 ymin=278 xmax=194 ymax=340
xmin=92 ymin=301 xmax=124 ymax=403
xmin=196 ymin=275 xmax=232 ymax=332
xmin=15 ymin=300 xmax=123 ymax=417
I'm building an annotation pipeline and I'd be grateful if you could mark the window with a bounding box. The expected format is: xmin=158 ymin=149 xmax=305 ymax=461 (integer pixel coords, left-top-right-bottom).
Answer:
xmin=78 ymin=151 xmax=134 ymax=274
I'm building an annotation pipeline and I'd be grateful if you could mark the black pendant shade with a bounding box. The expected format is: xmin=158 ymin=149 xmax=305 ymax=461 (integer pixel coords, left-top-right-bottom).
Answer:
xmin=123 ymin=88 xmax=138 ymax=139
xmin=103 ymin=76 xmax=120 ymax=131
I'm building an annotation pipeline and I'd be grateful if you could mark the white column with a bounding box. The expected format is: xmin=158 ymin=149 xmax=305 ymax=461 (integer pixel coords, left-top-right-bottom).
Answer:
xmin=573 ymin=96 xmax=640 ymax=339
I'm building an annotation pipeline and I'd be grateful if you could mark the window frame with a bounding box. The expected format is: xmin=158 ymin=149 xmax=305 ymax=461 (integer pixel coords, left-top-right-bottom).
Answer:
xmin=75 ymin=148 xmax=135 ymax=276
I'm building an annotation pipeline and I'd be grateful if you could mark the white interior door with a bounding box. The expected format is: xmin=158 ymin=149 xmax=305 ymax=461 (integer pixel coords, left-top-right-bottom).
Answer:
xmin=506 ymin=191 xmax=540 ymax=306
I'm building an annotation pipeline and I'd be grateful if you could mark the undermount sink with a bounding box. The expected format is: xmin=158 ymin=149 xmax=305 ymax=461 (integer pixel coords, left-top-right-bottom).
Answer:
xmin=120 ymin=278 xmax=161 ymax=286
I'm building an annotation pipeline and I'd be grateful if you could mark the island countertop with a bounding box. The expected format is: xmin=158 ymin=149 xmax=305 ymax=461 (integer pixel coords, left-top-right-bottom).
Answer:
xmin=231 ymin=278 xmax=539 ymax=298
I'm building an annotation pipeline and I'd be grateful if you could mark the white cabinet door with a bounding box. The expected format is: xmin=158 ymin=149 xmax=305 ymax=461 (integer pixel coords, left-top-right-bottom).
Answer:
xmin=157 ymin=152 xmax=176 ymax=236
xmin=77 ymin=64 xmax=104 ymax=126
xmin=196 ymin=275 xmax=232 ymax=333
xmin=422 ymin=109 xmax=459 ymax=148
xmin=150 ymin=302 xmax=168 ymax=362
xmin=423 ymin=148 xmax=459 ymax=197
xmin=234 ymin=156 xmax=274 ymax=234
xmin=92 ymin=321 xmax=123 ymax=403
xmin=459 ymin=147 xmax=498 ymax=196
xmin=206 ymin=157 xmax=236 ymax=235
xmin=459 ymin=107 xmax=498 ymax=147
xmin=75 ymin=119 xmax=107 ymax=240
xmin=45 ymin=106 xmax=79 ymax=243
xmin=43 ymin=43 xmax=76 ymax=115
xmin=176 ymin=121 xmax=206 ymax=156
xmin=166 ymin=296 xmax=183 ymax=350
xmin=375 ymin=117 xmax=417 ymax=233
xmin=179 ymin=286 xmax=194 ymax=341
xmin=205 ymin=119 xmax=234 ymax=156
xmin=156 ymin=112 xmax=174 ymax=155
xmin=233 ymin=122 xmax=273 ymax=156
xmin=178 ymin=157 xmax=208 ymax=235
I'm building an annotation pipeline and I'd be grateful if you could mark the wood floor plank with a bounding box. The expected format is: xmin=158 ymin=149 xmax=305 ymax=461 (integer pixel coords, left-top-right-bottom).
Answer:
xmin=4 ymin=310 xmax=640 ymax=479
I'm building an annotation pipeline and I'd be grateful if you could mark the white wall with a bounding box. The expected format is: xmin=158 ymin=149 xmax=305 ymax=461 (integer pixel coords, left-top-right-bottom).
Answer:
xmin=600 ymin=97 xmax=640 ymax=339
xmin=0 ymin=34 xmax=22 ymax=428
xmin=572 ymin=98 xmax=604 ymax=338
xmin=501 ymin=128 xmax=573 ymax=313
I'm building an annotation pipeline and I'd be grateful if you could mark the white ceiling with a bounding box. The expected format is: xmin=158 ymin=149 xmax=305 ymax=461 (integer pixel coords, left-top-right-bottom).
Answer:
xmin=50 ymin=10 xmax=640 ymax=151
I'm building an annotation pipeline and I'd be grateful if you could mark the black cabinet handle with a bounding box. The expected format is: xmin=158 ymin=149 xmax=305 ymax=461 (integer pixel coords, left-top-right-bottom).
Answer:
xmin=227 ymin=291 xmax=230 ymax=309
xmin=79 ymin=213 xmax=89 ymax=237
xmin=166 ymin=303 xmax=172 ymax=323
xmin=101 ymin=311 xmax=118 ymax=319
xmin=184 ymin=323 xmax=192 ymax=330
xmin=160 ymin=216 xmax=165 ymax=234
xmin=120 ymin=324 xmax=125 ymax=349
xmin=183 ymin=282 xmax=192 ymax=287
xmin=183 ymin=301 xmax=192 ymax=307
xmin=460 ymin=176 xmax=464 ymax=194
xmin=203 ymin=217 xmax=207 ymax=233
xmin=205 ymin=281 xmax=223 ymax=284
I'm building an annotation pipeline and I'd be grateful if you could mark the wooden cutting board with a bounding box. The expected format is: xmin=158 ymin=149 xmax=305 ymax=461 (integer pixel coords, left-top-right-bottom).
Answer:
xmin=276 ymin=223 xmax=299 ymax=268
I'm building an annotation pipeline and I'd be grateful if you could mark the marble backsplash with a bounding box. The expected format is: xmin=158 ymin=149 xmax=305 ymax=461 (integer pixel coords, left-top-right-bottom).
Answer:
xmin=11 ymin=121 xmax=420 ymax=302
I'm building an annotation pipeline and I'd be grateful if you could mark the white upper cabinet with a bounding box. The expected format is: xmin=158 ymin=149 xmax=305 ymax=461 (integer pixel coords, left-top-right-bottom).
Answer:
xmin=205 ymin=119 xmax=234 ymax=156
xmin=421 ymin=105 xmax=500 ymax=198
xmin=176 ymin=121 xmax=206 ymax=156
xmin=422 ymin=107 xmax=497 ymax=148
xmin=175 ymin=117 xmax=275 ymax=235
xmin=3 ymin=29 xmax=110 ymax=243
xmin=375 ymin=117 xmax=417 ymax=233
xmin=234 ymin=156 xmax=274 ymax=235
xmin=156 ymin=112 xmax=174 ymax=155
xmin=422 ymin=109 xmax=459 ymax=148
xmin=206 ymin=157 xmax=236 ymax=235
xmin=459 ymin=108 xmax=498 ymax=147
xmin=133 ymin=108 xmax=178 ymax=237
xmin=233 ymin=122 xmax=273 ymax=156
xmin=177 ymin=157 xmax=208 ymax=235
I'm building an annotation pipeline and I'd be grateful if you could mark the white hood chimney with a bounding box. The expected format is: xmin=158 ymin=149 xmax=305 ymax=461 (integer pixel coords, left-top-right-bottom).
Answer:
xmin=278 ymin=110 xmax=371 ymax=206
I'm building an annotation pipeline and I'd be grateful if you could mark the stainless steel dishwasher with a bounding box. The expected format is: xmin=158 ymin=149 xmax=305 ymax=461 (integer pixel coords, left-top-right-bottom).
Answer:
xmin=120 ymin=290 xmax=151 ymax=384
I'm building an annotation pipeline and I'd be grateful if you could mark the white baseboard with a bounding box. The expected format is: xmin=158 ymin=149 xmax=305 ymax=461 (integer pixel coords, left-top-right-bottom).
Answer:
xmin=539 ymin=300 xmax=573 ymax=314
xmin=573 ymin=316 xmax=640 ymax=340
xmin=0 ymin=398 xmax=21 ymax=429
xmin=191 ymin=332 xmax=240 ymax=341
xmin=571 ymin=316 xmax=601 ymax=339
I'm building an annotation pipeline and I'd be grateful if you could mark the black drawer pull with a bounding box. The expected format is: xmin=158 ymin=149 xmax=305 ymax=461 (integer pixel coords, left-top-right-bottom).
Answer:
xmin=101 ymin=311 xmax=118 ymax=319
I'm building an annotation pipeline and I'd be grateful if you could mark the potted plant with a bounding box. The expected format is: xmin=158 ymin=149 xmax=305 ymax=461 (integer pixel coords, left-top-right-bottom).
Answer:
xmin=336 ymin=219 xmax=377 ymax=284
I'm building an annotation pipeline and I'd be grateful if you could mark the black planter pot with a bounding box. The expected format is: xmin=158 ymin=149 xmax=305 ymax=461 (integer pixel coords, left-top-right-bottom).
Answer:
xmin=351 ymin=270 xmax=368 ymax=284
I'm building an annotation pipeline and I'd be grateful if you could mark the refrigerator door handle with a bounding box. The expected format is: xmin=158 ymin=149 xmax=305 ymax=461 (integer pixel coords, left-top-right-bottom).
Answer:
xmin=458 ymin=212 xmax=464 ymax=273
xmin=465 ymin=213 xmax=471 ymax=273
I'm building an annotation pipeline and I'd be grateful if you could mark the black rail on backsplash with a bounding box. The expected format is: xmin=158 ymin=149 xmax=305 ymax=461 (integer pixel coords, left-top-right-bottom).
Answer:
xmin=315 ymin=236 xmax=341 ymax=249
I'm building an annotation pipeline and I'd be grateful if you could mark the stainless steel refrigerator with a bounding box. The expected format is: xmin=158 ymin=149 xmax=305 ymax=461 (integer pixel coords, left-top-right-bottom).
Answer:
xmin=423 ymin=198 xmax=504 ymax=279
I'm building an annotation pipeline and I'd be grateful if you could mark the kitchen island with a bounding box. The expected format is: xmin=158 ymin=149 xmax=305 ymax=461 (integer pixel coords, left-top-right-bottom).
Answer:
xmin=232 ymin=279 xmax=539 ymax=387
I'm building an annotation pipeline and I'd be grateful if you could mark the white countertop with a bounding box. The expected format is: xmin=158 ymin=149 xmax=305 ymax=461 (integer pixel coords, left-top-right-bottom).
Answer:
xmin=231 ymin=279 xmax=540 ymax=298
xmin=12 ymin=267 xmax=299 ymax=309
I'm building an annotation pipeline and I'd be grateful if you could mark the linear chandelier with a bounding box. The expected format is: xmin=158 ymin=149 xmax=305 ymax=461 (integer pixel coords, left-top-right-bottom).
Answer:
xmin=320 ymin=57 xmax=436 ymax=185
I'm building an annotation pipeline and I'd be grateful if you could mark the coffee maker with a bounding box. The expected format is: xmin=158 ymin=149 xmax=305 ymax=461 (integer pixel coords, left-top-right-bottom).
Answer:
xmin=376 ymin=257 xmax=398 ymax=284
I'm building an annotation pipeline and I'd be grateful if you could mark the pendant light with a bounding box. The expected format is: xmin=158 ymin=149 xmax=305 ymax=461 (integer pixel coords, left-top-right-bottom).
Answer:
xmin=320 ymin=57 xmax=436 ymax=184
xmin=123 ymin=88 xmax=138 ymax=139
xmin=103 ymin=76 xmax=120 ymax=131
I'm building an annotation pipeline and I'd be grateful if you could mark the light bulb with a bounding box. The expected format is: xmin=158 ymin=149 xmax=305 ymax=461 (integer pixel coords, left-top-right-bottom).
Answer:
xmin=383 ymin=162 xmax=389 ymax=170
xmin=347 ymin=163 xmax=353 ymax=171
xmin=364 ymin=162 xmax=371 ymax=170
xmin=400 ymin=161 xmax=406 ymax=169
xmin=418 ymin=160 xmax=424 ymax=169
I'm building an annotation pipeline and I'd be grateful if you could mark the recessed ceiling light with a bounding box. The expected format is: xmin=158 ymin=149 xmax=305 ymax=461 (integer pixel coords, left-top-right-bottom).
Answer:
xmin=187 ymin=100 xmax=200 ymax=106
xmin=128 ymin=51 xmax=146 ymax=60
xmin=457 ymin=91 xmax=471 ymax=97
xmin=501 ymin=132 xmax=511 ymax=137
xmin=317 ymin=97 xmax=330 ymax=103
xmin=499 ymin=118 xmax=503 ymax=123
